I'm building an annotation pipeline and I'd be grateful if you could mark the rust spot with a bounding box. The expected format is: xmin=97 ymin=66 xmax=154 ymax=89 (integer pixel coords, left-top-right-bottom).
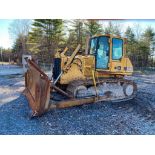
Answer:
xmin=24 ymin=60 xmax=51 ymax=116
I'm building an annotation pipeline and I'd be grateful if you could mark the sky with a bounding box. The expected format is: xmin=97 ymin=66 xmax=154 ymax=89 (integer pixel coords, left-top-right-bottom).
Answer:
xmin=1 ymin=19 xmax=155 ymax=49
xmin=0 ymin=19 xmax=13 ymax=49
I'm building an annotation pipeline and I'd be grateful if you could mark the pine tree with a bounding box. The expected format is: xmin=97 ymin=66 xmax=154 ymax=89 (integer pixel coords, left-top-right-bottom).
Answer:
xmin=85 ymin=20 xmax=103 ymax=36
xmin=28 ymin=19 xmax=65 ymax=63
xmin=124 ymin=26 xmax=155 ymax=67
xmin=141 ymin=26 xmax=155 ymax=66
xmin=124 ymin=26 xmax=136 ymax=58
xmin=125 ymin=26 xmax=136 ymax=44
xmin=142 ymin=26 xmax=155 ymax=47
xmin=104 ymin=21 xmax=121 ymax=35
xmin=67 ymin=19 xmax=85 ymax=51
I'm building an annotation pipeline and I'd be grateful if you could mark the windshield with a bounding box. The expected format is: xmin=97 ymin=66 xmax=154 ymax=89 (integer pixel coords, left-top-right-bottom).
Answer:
xmin=112 ymin=38 xmax=123 ymax=60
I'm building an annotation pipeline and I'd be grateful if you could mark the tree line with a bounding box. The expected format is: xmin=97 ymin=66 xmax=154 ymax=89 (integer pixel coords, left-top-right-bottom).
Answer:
xmin=3 ymin=19 xmax=155 ymax=68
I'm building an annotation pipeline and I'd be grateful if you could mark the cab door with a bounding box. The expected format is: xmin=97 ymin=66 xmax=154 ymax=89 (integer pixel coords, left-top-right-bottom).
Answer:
xmin=89 ymin=36 xmax=110 ymax=70
xmin=96 ymin=36 xmax=110 ymax=69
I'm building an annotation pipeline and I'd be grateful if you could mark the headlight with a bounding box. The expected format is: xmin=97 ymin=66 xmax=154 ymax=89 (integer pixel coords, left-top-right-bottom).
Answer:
xmin=114 ymin=66 xmax=121 ymax=70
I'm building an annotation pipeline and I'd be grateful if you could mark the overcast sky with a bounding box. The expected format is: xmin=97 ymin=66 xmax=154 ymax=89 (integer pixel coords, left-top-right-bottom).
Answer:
xmin=1 ymin=19 xmax=155 ymax=49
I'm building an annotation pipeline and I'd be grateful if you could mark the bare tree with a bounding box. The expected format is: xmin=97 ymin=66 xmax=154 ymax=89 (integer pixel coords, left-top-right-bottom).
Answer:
xmin=133 ymin=23 xmax=142 ymax=41
xmin=9 ymin=19 xmax=32 ymax=53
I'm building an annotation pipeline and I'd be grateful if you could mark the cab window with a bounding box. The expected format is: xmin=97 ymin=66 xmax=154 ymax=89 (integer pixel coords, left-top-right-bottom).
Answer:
xmin=96 ymin=36 xmax=109 ymax=69
xmin=90 ymin=38 xmax=97 ymax=55
xmin=112 ymin=38 xmax=123 ymax=60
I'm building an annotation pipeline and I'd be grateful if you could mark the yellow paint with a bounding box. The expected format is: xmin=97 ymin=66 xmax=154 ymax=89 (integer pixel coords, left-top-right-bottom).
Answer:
xmin=92 ymin=70 xmax=98 ymax=96
xmin=56 ymin=34 xmax=133 ymax=85
xmin=60 ymin=63 xmax=85 ymax=84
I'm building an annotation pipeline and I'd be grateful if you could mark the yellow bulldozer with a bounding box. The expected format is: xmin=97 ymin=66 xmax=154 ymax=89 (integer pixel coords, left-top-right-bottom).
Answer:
xmin=24 ymin=34 xmax=137 ymax=117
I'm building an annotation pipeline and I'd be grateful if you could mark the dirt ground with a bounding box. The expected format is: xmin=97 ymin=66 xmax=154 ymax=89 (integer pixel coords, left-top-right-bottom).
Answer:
xmin=1 ymin=64 xmax=155 ymax=135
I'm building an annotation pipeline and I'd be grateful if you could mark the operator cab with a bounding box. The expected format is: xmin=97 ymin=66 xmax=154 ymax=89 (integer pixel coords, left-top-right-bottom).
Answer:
xmin=89 ymin=34 xmax=124 ymax=70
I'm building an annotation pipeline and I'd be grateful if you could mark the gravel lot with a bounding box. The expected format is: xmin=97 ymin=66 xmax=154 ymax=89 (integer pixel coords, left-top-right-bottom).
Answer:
xmin=1 ymin=64 xmax=155 ymax=135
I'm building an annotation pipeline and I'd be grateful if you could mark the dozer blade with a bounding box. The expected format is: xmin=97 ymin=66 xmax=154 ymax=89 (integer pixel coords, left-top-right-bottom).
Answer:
xmin=23 ymin=60 xmax=51 ymax=117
